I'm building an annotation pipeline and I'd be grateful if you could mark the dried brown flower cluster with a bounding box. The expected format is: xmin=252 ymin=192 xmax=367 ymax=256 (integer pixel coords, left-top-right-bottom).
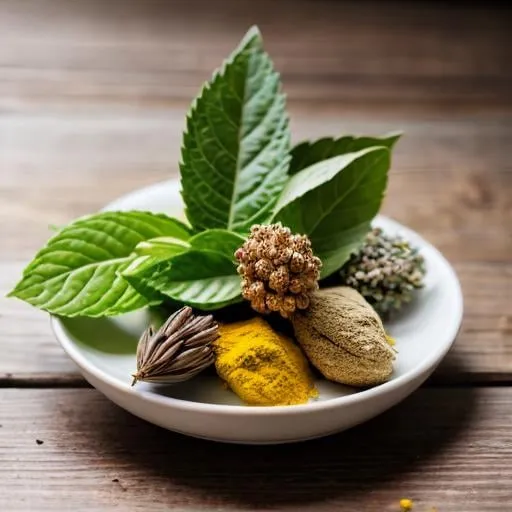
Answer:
xmin=235 ymin=223 xmax=322 ymax=318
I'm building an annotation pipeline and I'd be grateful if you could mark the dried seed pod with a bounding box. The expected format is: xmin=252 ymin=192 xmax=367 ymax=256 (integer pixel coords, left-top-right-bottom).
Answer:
xmin=289 ymin=278 xmax=303 ymax=294
xmin=132 ymin=306 xmax=219 ymax=385
xmin=295 ymin=293 xmax=310 ymax=310
xmin=236 ymin=223 xmax=322 ymax=318
xmin=274 ymin=246 xmax=293 ymax=265
xmin=244 ymin=280 xmax=265 ymax=301
xmin=282 ymin=296 xmax=296 ymax=314
xmin=266 ymin=293 xmax=281 ymax=312
xmin=269 ymin=265 xmax=289 ymax=293
xmin=255 ymin=258 xmax=273 ymax=280
xmin=290 ymin=252 xmax=305 ymax=273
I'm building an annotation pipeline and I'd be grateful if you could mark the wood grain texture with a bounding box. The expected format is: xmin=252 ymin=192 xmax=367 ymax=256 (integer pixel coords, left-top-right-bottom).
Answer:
xmin=1 ymin=387 xmax=511 ymax=511
xmin=0 ymin=0 xmax=511 ymax=109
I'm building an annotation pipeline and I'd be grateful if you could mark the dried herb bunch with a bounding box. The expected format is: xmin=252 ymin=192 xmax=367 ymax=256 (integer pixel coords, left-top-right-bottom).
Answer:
xmin=235 ymin=223 xmax=322 ymax=318
xmin=132 ymin=306 xmax=219 ymax=385
xmin=339 ymin=227 xmax=426 ymax=315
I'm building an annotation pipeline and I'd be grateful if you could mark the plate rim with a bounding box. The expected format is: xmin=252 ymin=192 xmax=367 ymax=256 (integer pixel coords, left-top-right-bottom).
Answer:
xmin=50 ymin=180 xmax=464 ymax=416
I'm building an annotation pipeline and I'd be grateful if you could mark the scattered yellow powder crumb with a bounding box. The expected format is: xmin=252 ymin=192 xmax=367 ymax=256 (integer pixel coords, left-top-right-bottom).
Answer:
xmin=399 ymin=498 xmax=413 ymax=510
xmin=386 ymin=334 xmax=396 ymax=346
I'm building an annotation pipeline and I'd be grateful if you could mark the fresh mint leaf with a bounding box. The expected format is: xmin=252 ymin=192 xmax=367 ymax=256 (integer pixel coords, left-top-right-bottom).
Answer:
xmin=120 ymin=255 xmax=168 ymax=303
xmin=272 ymin=147 xmax=391 ymax=278
xmin=124 ymin=236 xmax=192 ymax=302
xmin=123 ymin=250 xmax=242 ymax=311
xmin=180 ymin=26 xmax=290 ymax=233
xmin=134 ymin=236 xmax=190 ymax=258
xmin=121 ymin=229 xmax=245 ymax=307
xmin=9 ymin=211 xmax=192 ymax=317
xmin=289 ymin=132 xmax=401 ymax=175
xmin=189 ymin=229 xmax=246 ymax=261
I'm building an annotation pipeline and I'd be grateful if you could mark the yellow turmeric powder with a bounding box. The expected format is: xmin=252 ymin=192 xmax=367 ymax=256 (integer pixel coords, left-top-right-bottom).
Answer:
xmin=214 ymin=317 xmax=318 ymax=406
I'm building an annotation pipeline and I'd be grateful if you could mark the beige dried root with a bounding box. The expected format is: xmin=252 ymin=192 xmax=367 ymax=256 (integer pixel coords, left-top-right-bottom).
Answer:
xmin=292 ymin=286 xmax=396 ymax=387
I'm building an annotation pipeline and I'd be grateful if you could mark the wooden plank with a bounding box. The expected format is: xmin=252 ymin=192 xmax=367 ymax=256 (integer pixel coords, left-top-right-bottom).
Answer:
xmin=0 ymin=0 xmax=510 ymax=109
xmin=0 ymin=387 xmax=511 ymax=511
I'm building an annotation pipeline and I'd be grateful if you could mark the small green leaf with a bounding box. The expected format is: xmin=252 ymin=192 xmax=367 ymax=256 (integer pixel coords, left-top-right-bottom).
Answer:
xmin=289 ymin=132 xmax=401 ymax=175
xmin=9 ymin=211 xmax=192 ymax=317
xmin=121 ymin=255 xmax=167 ymax=303
xmin=123 ymin=250 xmax=242 ymax=311
xmin=189 ymin=229 xmax=246 ymax=261
xmin=273 ymin=147 xmax=391 ymax=278
xmin=180 ymin=26 xmax=290 ymax=233
xmin=134 ymin=237 xmax=190 ymax=258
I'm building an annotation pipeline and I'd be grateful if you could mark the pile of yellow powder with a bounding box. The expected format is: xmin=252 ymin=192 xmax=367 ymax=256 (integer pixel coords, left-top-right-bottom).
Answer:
xmin=214 ymin=317 xmax=318 ymax=406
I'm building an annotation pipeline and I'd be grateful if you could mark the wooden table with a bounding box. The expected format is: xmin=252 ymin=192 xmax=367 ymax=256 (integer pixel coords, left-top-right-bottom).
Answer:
xmin=1 ymin=1 xmax=511 ymax=510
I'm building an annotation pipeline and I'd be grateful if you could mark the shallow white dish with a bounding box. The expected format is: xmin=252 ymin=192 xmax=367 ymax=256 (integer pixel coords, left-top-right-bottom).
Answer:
xmin=51 ymin=180 xmax=463 ymax=444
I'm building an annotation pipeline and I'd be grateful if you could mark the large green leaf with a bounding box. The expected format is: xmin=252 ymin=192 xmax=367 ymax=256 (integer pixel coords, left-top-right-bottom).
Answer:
xmin=180 ymin=26 xmax=290 ymax=233
xmin=189 ymin=229 xmax=246 ymax=262
xmin=272 ymin=147 xmax=391 ymax=278
xmin=120 ymin=255 xmax=168 ymax=304
xmin=134 ymin=237 xmax=190 ymax=258
xmin=123 ymin=250 xmax=242 ymax=311
xmin=289 ymin=132 xmax=401 ymax=175
xmin=122 ymin=229 xmax=245 ymax=308
xmin=8 ymin=211 xmax=192 ymax=317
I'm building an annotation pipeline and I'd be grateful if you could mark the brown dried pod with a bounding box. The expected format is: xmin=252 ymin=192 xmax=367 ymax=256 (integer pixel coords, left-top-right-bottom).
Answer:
xmin=132 ymin=306 xmax=219 ymax=385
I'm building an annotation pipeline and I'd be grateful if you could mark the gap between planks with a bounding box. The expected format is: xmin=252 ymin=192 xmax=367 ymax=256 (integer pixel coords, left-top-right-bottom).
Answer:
xmin=1 ymin=374 xmax=512 ymax=389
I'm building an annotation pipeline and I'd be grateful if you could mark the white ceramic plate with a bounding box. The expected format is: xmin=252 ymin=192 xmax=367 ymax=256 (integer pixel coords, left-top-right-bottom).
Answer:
xmin=51 ymin=180 xmax=463 ymax=444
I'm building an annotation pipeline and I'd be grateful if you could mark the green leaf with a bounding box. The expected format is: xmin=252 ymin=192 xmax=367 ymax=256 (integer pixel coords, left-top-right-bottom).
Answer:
xmin=123 ymin=250 xmax=242 ymax=311
xmin=125 ymin=236 xmax=192 ymax=302
xmin=134 ymin=236 xmax=190 ymax=258
xmin=189 ymin=229 xmax=246 ymax=261
xmin=122 ymin=229 xmax=245 ymax=307
xmin=180 ymin=26 xmax=290 ymax=233
xmin=120 ymin=255 xmax=168 ymax=303
xmin=9 ymin=211 xmax=192 ymax=317
xmin=289 ymin=132 xmax=401 ymax=175
xmin=272 ymin=147 xmax=391 ymax=278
